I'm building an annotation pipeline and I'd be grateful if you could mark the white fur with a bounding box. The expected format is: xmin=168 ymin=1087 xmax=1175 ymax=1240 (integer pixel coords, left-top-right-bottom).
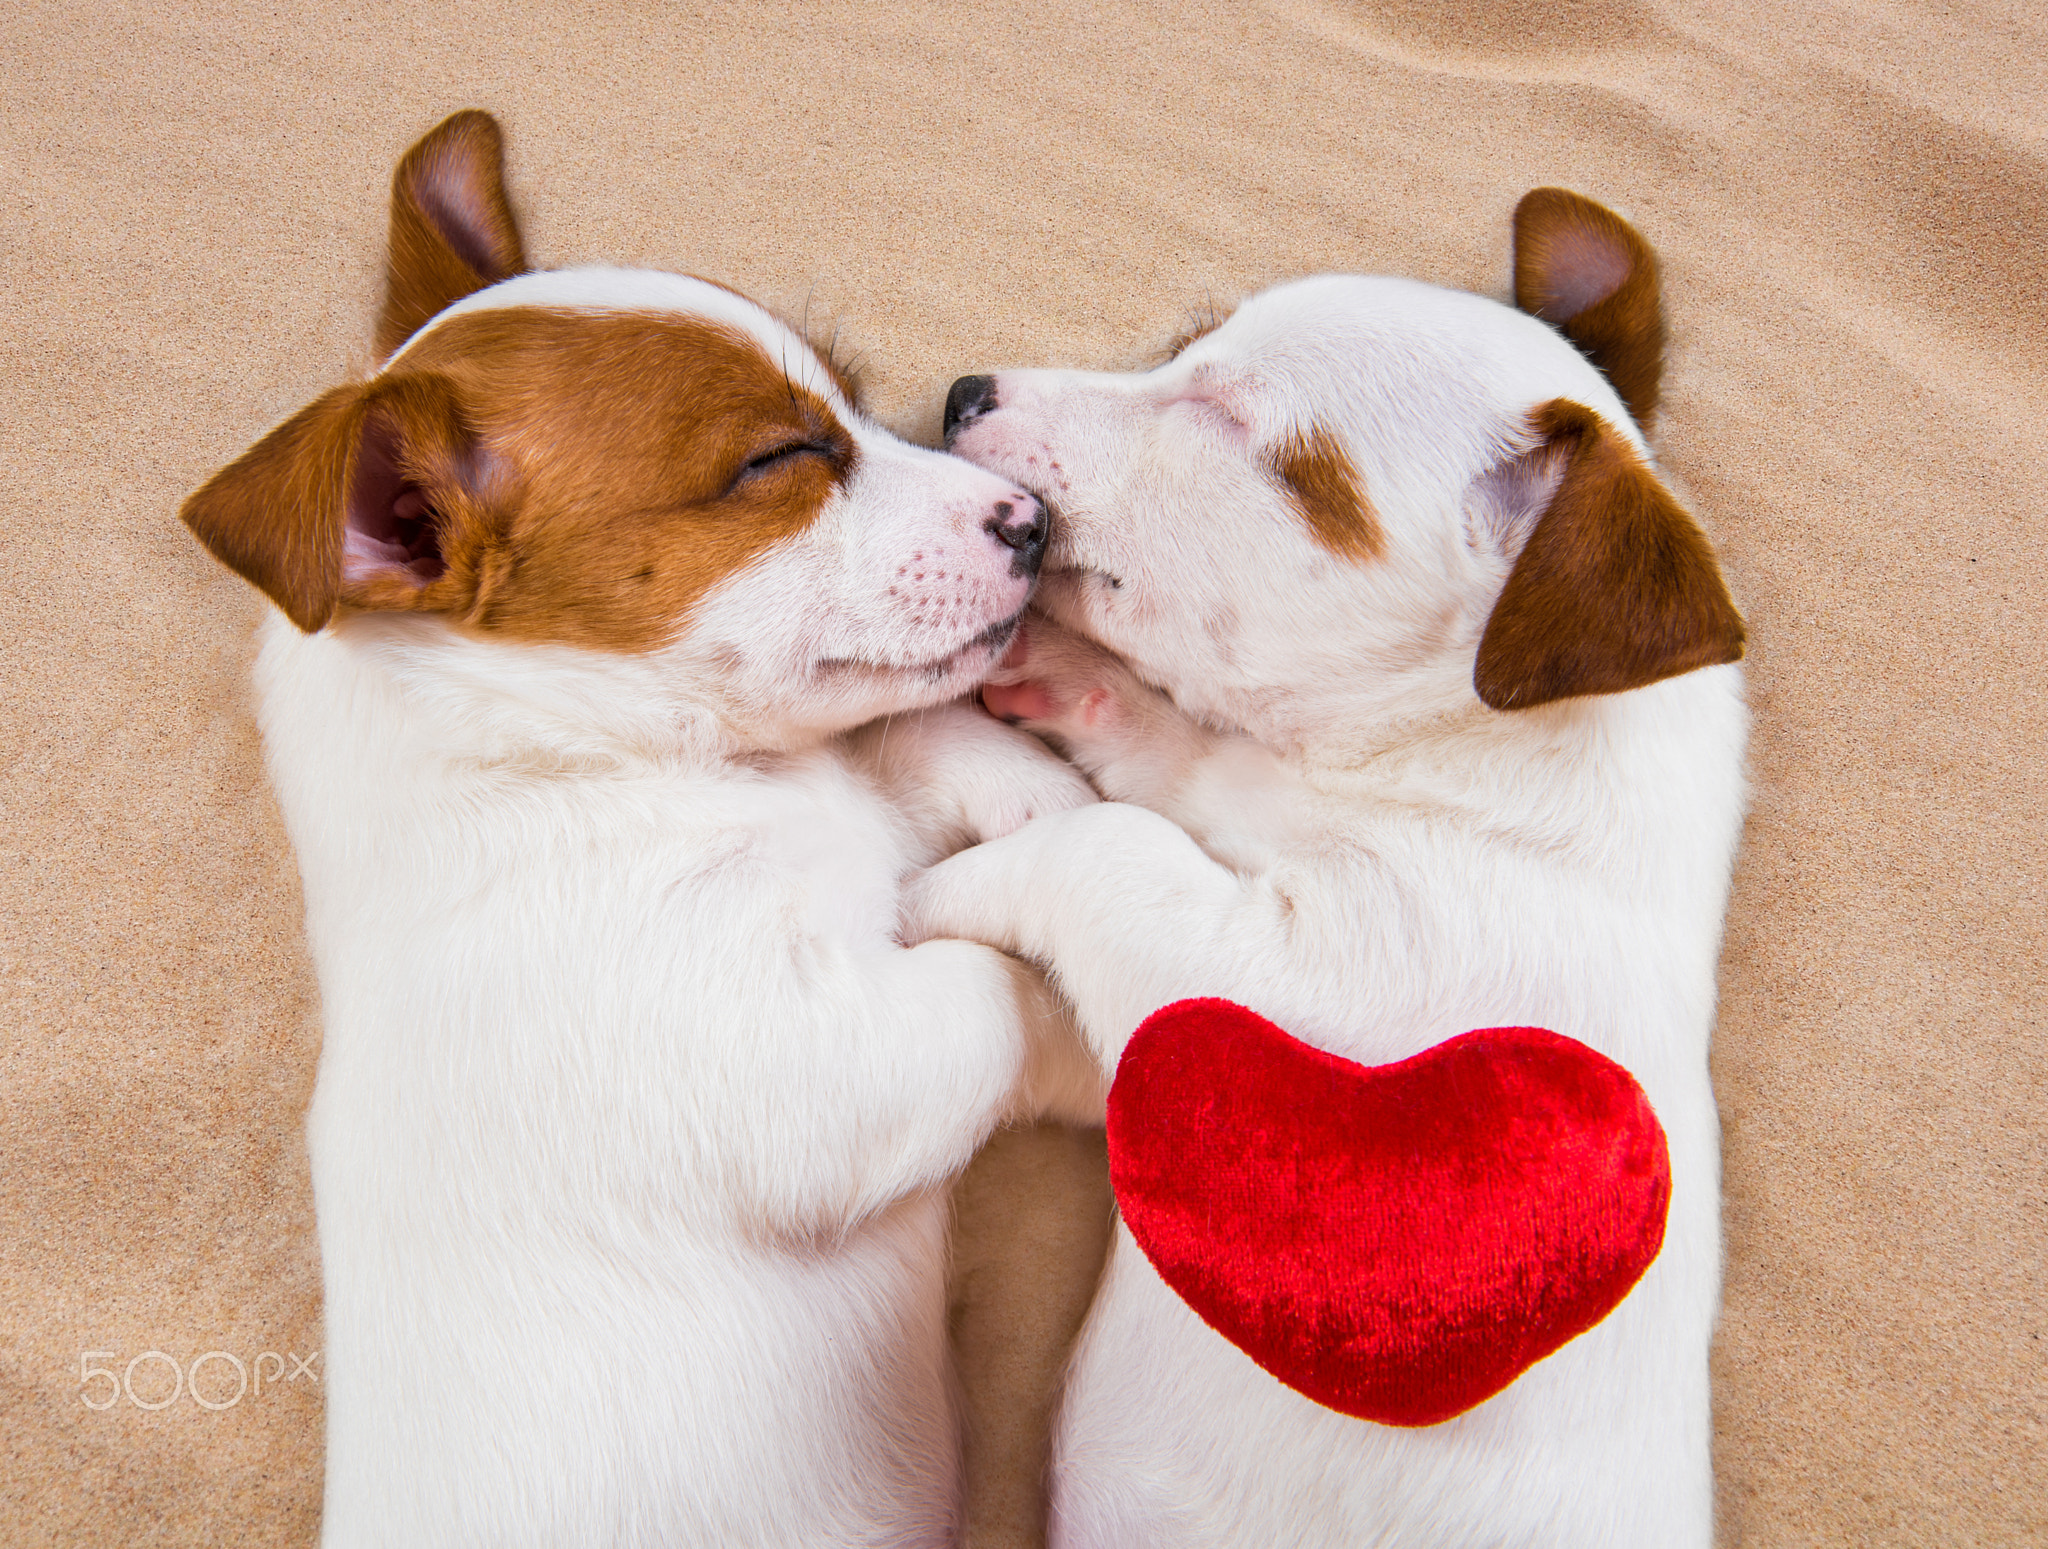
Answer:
xmin=261 ymin=272 xmax=1102 ymax=1546
xmin=912 ymin=273 xmax=1748 ymax=1547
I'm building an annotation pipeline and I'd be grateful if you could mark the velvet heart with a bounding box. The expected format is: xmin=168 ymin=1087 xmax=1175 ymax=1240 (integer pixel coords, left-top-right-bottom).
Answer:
xmin=1106 ymin=999 xmax=1670 ymax=1427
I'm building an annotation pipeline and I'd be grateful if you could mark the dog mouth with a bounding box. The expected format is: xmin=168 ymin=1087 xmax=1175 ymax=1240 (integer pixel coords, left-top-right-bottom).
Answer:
xmin=814 ymin=609 xmax=1025 ymax=683
xmin=1033 ymin=551 xmax=1124 ymax=607
xmin=928 ymin=611 xmax=1027 ymax=676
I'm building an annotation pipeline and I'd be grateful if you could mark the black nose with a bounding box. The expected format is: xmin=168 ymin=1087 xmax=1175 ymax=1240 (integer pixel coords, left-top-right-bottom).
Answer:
xmin=984 ymin=495 xmax=1047 ymax=577
xmin=943 ymin=375 xmax=999 ymax=443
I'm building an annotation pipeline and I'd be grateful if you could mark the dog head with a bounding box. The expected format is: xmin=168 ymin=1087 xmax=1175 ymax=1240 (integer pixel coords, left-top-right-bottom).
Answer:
xmin=941 ymin=190 xmax=1743 ymax=748
xmin=182 ymin=111 xmax=1046 ymax=745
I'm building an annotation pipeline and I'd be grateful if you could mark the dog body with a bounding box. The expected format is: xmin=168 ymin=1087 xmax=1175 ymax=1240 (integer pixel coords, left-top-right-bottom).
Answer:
xmin=185 ymin=114 xmax=1094 ymax=1546
xmin=916 ymin=194 xmax=1748 ymax=1546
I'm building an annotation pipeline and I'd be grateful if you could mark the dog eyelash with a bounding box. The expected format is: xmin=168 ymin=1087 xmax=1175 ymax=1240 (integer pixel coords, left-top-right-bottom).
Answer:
xmin=726 ymin=441 xmax=834 ymax=497
xmin=745 ymin=442 xmax=827 ymax=473
xmin=791 ymin=291 xmax=869 ymax=408
xmin=1160 ymin=295 xmax=1234 ymax=362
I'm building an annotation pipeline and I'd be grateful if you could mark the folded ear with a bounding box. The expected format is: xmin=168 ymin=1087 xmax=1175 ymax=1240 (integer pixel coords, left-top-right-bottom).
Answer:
xmin=1513 ymin=188 xmax=1663 ymax=430
xmin=1474 ymin=400 xmax=1744 ymax=710
xmin=376 ymin=110 xmax=527 ymax=361
xmin=179 ymin=374 xmax=496 ymax=632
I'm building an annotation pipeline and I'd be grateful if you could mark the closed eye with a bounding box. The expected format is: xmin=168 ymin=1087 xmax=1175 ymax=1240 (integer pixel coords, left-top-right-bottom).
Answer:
xmin=724 ymin=418 xmax=858 ymax=499
xmin=725 ymin=440 xmax=839 ymax=496
xmin=744 ymin=441 xmax=831 ymax=473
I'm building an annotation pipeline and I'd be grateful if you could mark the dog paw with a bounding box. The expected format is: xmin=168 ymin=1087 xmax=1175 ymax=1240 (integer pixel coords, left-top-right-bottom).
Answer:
xmin=898 ymin=846 xmax=1004 ymax=950
xmin=956 ymin=729 xmax=1099 ymax=844
xmin=980 ymin=615 xmax=1146 ymax=743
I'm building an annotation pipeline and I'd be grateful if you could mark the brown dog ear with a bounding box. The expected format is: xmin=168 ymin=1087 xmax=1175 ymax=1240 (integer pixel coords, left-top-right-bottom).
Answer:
xmin=180 ymin=374 xmax=491 ymax=632
xmin=1474 ymin=400 xmax=1744 ymax=710
xmin=1513 ymin=189 xmax=1663 ymax=430
xmin=375 ymin=110 xmax=527 ymax=361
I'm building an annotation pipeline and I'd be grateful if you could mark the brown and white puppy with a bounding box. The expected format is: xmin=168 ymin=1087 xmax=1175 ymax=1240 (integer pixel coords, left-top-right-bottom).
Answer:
xmin=911 ymin=191 xmax=1747 ymax=1546
xmin=182 ymin=111 xmax=1098 ymax=1547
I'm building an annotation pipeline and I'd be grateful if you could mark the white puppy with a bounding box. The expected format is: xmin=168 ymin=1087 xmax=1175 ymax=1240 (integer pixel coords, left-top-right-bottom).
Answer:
xmin=181 ymin=110 xmax=1097 ymax=1547
xmin=913 ymin=189 xmax=1748 ymax=1547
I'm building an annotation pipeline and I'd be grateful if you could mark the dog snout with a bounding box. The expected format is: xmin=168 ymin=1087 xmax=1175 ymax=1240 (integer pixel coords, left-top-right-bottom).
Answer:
xmin=983 ymin=493 xmax=1048 ymax=576
xmin=944 ymin=375 xmax=999 ymax=444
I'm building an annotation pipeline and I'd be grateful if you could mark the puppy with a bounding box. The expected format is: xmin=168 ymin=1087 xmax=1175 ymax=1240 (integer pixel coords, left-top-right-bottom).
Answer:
xmin=911 ymin=189 xmax=1747 ymax=1547
xmin=181 ymin=110 xmax=1098 ymax=1546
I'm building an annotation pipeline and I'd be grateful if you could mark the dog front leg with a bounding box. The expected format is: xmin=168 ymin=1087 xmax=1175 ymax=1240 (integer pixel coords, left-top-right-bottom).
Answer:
xmin=846 ymin=699 xmax=1099 ymax=863
xmin=731 ymin=936 xmax=1090 ymax=1235
xmin=901 ymin=803 xmax=1302 ymax=1069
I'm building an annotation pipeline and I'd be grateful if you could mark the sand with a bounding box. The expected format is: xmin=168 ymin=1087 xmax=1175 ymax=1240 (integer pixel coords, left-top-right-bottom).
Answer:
xmin=2 ymin=1 xmax=2042 ymax=1542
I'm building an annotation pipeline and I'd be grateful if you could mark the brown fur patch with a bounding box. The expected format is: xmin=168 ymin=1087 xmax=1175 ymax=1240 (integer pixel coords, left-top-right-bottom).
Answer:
xmin=1474 ymin=399 xmax=1745 ymax=710
xmin=376 ymin=111 xmax=528 ymax=362
xmin=1271 ymin=425 xmax=1384 ymax=561
xmin=181 ymin=385 xmax=373 ymax=632
xmin=182 ymin=309 xmax=854 ymax=651
xmin=1512 ymin=188 xmax=1664 ymax=430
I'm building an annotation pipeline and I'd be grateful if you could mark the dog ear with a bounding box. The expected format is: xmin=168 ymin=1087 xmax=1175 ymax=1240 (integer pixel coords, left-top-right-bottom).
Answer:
xmin=1474 ymin=400 xmax=1744 ymax=710
xmin=375 ymin=110 xmax=527 ymax=361
xmin=1513 ymin=189 xmax=1663 ymax=430
xmin=180 ymin=373 xmax=499 ymax=633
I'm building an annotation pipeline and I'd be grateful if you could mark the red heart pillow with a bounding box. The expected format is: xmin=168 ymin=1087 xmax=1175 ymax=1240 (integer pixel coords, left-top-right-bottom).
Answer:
xmin=1106 ymin=999 xmax=1670 ymax=1427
